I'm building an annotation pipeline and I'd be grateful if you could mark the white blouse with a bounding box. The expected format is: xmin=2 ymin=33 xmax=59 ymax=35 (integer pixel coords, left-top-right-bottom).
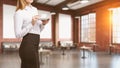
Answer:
xmin=14 ymin=5 xmax=44 ymax=38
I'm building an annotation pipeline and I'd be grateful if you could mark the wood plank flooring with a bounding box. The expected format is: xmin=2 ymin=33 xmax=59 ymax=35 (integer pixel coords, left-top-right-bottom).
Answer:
xmin=0 ymin=50 xmax=120 ymax=68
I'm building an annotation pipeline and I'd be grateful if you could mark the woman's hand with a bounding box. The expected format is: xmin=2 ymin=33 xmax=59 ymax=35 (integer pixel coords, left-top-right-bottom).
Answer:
xmin=32 ymin=15 xmax=39 ymax=25
xmin=42 ymin=19 xmax=49 ymax=25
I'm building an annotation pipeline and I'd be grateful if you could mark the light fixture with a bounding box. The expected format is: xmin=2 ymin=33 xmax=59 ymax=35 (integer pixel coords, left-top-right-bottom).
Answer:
xmin=50 ymin=11 xmax=56 ymax=15
xmin=75 ymin=16 xmax=80 ymax=19
xmin=108 ymin=8 xmax=115 ymax=11
xmin=62 ymin=5 xmax=69 ymax=10
xmin=80 ymin=0 xmax=89 ymax=4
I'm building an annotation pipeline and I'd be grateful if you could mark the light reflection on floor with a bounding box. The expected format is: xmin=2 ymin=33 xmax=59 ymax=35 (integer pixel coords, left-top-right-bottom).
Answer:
xmin=80 ymin=51 xmax=98 ymax=68
xmin=110 ymin=55 xmax=120 ymax=68
xmin=1 ymin=50 xmax=120 ymax=68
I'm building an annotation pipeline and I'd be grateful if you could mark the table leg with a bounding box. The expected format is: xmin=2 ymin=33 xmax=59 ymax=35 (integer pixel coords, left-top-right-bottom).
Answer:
xmin=40 ymin=52 xmax=44 ymax=64
xmin=109 ymin=47 xmax=112 ymax=55
xmin=81 ymin=48 xmax=86 ymax=59
xmin=62 ymin=47 xmax=65 ymax=55
xmin=93 ymin=46 xmax=95 ymax=52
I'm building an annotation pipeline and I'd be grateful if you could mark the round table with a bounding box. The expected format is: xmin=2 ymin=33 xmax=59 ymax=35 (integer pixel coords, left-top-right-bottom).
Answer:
xmin=80 ymin=46 xmax=92 ymax=59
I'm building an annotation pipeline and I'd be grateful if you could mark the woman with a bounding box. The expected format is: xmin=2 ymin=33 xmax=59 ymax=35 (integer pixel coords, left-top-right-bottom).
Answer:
xmin=14 ymin=0 xmax=49 ymax=68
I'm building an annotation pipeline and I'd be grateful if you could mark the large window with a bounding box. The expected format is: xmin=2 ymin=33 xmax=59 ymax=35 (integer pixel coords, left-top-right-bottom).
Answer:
xmin=59 ymin=13 xmax=72 ymax=40
xmin=111 ymin=7 xmax=120 ymax=43
xmin=3 ymin=4 xmax=16 ymax=38
xmin=80 ymin=13 xmax=96 ymax=43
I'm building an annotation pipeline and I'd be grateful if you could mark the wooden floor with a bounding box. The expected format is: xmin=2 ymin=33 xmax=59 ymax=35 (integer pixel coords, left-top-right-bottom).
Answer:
xmin=0 ymin=50 xmax=120 ymax=68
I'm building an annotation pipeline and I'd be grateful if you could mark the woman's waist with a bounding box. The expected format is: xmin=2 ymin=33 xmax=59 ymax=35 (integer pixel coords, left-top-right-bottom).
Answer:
xmin=23 ymin=33 xmax=40 ymax=39
xmin=28 ymin=31 xmax=40 ymax=35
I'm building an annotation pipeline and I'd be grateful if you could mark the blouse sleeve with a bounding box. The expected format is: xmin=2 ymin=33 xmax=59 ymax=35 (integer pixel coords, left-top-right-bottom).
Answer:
xmin=40 ymin=24 xmax=45 ymax=32
xmin=14 ymin=12 xmax=33 ymax=38
xmin=35 ymin=8 xmax=45 ymax=32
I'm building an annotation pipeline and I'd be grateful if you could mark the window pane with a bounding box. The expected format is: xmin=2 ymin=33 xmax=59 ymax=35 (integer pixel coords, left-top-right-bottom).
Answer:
xmin=59 ymin=13 xmax=72 ymax=39
xmin=112 ymin=7 xmax=120 ymax=43
xmin=3 ymin=4 xmax=16 ymax=38
xmin=80 ymin=13 xmax=96 ymax=43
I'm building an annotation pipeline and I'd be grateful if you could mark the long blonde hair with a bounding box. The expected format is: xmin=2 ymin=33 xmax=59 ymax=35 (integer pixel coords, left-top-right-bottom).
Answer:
xmin=16 ymin=0 xmax=27 ymax=11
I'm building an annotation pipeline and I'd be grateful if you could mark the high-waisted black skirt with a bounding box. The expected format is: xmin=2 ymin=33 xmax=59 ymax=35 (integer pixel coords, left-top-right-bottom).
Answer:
xmin=19 ymin=33 xmax=40 ymax=68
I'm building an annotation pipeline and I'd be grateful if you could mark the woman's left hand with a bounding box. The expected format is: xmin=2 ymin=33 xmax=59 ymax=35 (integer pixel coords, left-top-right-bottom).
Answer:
xmin=42 ymin=19 xmax=49 ymax=25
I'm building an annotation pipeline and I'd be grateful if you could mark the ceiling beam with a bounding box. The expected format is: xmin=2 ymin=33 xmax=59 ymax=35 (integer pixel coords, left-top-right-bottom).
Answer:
xmin=3 ymin=0 xmax=75 ymax=15
xmin=55 ymin=0 xmax=78 ymax=9
xmin=75 ymin=0 xmax=120 ymax=15
xmin=32 ymin=2 xmax=54 ymax=11
xmin=3 ymin=0 xmax=17 ymax=6
xmin=3 ymin=0 xmax=54 ymax=12
xmin=33 ymin=1 xmax=74 ymax=14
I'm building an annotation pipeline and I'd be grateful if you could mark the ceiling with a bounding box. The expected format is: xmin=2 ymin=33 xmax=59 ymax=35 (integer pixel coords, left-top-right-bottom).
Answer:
xmin=35 ymin=0 xmax=104 ymax=10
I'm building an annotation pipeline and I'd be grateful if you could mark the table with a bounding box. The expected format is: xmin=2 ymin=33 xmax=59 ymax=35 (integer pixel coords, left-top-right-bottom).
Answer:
xmin=80 ymin=46 xmax=92 ymax=59
xmin=61 ymin=46 xmax=67 ymax=55
xmin=39 ymin=48 xmax=51 ymax=64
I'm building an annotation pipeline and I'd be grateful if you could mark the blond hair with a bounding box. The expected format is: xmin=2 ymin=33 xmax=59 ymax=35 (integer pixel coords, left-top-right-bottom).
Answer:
xmin=16 ymin=0 xmax=27 ymax=11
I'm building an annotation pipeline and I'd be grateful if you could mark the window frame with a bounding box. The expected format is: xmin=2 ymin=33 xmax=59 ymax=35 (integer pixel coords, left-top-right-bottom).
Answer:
xmin=58 ymin=13 xmax=73 ymax=41
xmin=80 ymin=12 xmax=96 ymax=43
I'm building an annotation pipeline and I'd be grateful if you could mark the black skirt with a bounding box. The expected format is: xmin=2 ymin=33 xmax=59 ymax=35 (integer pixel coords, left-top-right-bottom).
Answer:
xmin=19 ymin=33 xmax=40 ymax=68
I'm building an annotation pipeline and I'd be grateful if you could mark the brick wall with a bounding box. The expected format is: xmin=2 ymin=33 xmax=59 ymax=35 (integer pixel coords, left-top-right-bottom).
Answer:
xmin=0 ymin=0 xmax=3 ymax=53
xmin=78 ymin=2 xmax=120 ymax=51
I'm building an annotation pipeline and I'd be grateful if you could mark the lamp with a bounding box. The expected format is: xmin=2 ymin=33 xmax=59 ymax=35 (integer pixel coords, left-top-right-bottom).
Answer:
xmin=75 ymin=16 xmax=80 ymax=19
xmin=62 ymin=5 xmax=69 ymax=10
xmin=50 ymin=11 xmax=56 ymax=15
xmin=80 ymin=0 xmax=89 ymax=3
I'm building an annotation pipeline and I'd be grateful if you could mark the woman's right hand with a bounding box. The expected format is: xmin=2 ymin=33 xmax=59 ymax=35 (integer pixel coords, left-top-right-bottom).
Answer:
xmin=32 ymin=15 xmax=39 ymax=25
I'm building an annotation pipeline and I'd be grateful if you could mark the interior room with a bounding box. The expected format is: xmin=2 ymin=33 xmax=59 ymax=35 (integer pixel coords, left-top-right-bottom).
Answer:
xmin=0 ymin=0 xmax=120 ymax=68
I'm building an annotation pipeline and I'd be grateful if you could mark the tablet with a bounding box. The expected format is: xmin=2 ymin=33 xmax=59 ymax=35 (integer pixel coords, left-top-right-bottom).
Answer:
xmin=38 ymin=14 xmax=49 ymax=20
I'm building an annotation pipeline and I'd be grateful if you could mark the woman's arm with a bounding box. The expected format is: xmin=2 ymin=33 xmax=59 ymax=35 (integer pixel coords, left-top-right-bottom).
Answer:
xmin=39 ymin=24 xmax=45 ymax=32
xmin=14 ymin=12 xmax=33 ymax=38
xmin=39 ymin=19 xmax=49 ymax=32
